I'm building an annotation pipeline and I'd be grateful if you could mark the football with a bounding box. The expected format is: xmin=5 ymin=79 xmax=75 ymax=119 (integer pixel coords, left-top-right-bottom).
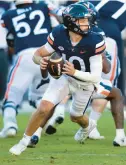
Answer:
xmin=47 ymin=52 xmax=65 ymax=79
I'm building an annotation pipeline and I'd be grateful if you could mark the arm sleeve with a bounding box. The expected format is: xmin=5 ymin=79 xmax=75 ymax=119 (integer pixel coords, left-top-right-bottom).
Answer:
xmin=95 ymin=38 xmax=106 ymax=55
xmin=1 ymin=13 xmax=8 ymax=30
xmin=47 ymin=32 xmax=55 ymax=48
xmin=44 ymin=42 xmax=55 ymax=54
xmin=73 ymin=55 xmax=102 ymax=83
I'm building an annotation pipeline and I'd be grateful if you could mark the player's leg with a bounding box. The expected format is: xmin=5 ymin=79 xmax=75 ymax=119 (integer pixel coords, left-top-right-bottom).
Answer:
xmin=89 ymin=70 xmax=121 ymax=140
xmin=92 ymin=80 xmax=126 ymax=146
xmin=28 ymin=75 xmax=50 ymax=147
xmin=0 ymin=51 xmax=38 ymax=138
xmin=89 ymin=99 xmax=107 ymax=139
xmin=28 ymin=72 xmax=49 ymax=108
xmin=88 ymin=78 xmax=113 ymax=140
xmin=9 ymin=76 xmax=70 ymax=155
xmin=104 ymin=38 xmax=124 ymax=141
xmin=45 ymin=95 xmax=70 ymax=135
xmin=106 ymin=87 xmax=126 ymax=146
xmin=28 ymin=96 xmax=68 ymax=148
xmin=89 ymin=38 xmax=120 ymax=139
xmin=69 ymin=84 xmax=96 ymax=143
xmin=0 ymin=59 xmax=34 ymax=137
xmin=28 ymin=99 xmax=67 ymax=147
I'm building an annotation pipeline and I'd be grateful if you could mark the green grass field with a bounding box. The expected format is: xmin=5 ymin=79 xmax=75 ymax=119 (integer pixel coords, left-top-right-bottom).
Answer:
xmin=0 ymin=111 xmax=126 ymax=165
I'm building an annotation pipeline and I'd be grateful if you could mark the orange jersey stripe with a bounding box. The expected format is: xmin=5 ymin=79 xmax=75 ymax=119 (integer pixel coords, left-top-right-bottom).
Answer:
xmin=5 ymin=56 xmax=22 ymax=99
xmin=49 ymin=13 xmax=56 ymax=17
xmin=95 ymin=44 xmax=106 ymax=54
xmin=47 ymin=36 xmax=53 ymax=45
xmin=110 ymin=45 xmax=117 ymax=82
xmin=101 ymin=91 xmax=110 ymax=97
xmin=1 ymin=23 xmax=6 ymax=27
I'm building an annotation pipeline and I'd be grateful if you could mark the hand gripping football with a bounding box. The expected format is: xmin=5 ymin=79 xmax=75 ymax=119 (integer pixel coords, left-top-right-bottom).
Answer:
xmin=47 ymin=52 xmax=64 ymax=79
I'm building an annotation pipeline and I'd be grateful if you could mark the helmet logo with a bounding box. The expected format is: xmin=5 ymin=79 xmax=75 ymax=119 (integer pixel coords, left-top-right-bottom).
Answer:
xmin=84 ymin=3 xmax=90 ymax=9
xmin=66 ymin=6 xmax=73 ymax=13
xmin=58 ymin=46 xmax=64 ymax=51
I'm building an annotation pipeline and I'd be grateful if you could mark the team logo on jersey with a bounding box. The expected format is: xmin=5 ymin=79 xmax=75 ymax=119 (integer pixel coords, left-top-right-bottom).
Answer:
xmin=58 ymin=46 xmax=64 ymax=51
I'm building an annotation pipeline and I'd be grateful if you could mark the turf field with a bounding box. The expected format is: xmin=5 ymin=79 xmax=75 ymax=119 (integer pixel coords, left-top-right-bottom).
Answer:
xmin=0 ymin=109 xmax=126 ymax=165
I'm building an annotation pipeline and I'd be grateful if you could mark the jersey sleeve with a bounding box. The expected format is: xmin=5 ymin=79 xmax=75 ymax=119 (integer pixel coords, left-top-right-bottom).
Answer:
xmin=1 ymin=12 xmax=10 ymax=31
xmin=47 ymin=32 xmax=54 ymax=47
xmin=94 ymin=36 xmax=106 ymax=55
xmin=92 ymin=26 xmax=106 ymax=37
xmin=1 ymin=14 xmax=6 ymax=28
xmin=47 ymin=25 xmax=61 ymax=50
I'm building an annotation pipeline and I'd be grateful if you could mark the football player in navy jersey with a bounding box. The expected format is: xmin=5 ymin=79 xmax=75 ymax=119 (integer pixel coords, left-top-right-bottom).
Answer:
xmin=28 ymin=1 xmax=125 ymax=147
xmin=62 ymin=0 xmax=126 ymax=103
xmin=46 ymin=0 xmax=126 ymax=144
xmin=0 ymin=0 xmax=59 ymax=138
xmin=9 ymin=4 xmax=107 ymax=155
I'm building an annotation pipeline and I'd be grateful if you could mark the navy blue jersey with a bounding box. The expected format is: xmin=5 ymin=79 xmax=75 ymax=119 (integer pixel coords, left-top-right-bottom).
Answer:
xmin=47 ymin=25 xmax=105 ymax=72
xmin=91 ymin=26 xmax=105 ymax=36
xmin=90 ymin=0 xmax=126 ymax=31
xmin=0 ymin=1 xmax=11 ymax=15
xmin=92 ymin=26 xmax=115 ymax=61
xmin=1 ymin=2 xmax=52 ymax=53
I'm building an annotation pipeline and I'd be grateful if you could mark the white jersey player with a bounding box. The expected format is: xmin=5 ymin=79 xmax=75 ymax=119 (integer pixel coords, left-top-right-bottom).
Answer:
xmin=0 ymin=0 xmax=58 ymax=138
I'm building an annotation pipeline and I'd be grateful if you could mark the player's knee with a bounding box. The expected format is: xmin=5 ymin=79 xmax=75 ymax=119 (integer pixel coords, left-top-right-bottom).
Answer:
xmin=37 ymin=100 xmax=54 ymax=117
xmin=70 ymin=115 xmax=83 ymax=123
xmin=70 ymin=108 xmax=83 ymax=123
xmin=112 ymin=88 xmax=122 ymax=100
xmin=70 ymin=115 xmax=77 ymax=122
xmin=107 ymin=87 xmax=123 ymax=100
xmin=69 ymin=105 xmax=84 ymax=120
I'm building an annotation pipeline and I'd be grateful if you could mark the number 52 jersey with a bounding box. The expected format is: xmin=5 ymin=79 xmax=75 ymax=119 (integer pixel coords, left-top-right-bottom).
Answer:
xmin=1 ymin=2 xmax=52 ymax=54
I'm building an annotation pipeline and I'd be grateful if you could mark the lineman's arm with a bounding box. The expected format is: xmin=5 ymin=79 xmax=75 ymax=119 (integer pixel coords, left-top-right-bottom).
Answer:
xmin=102 ymin=51 xmax=111 ymax=74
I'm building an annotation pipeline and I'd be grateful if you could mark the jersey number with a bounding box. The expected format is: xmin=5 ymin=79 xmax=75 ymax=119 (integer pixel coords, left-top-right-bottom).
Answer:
xmin=62 ymin=54 xmax=86 ymax=71
xmin=12 ymin=10 xmax=48 ymax=37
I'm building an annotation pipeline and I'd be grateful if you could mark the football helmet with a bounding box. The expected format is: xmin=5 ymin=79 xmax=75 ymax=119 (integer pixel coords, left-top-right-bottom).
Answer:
xmin=62 ymin=4 xmax=92 ymax=35
xmin=78 ymin=1 xmax=100 ymax=25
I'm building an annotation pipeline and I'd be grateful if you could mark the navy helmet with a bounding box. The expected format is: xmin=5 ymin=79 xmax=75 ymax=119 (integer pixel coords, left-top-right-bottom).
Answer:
xmin=62 ymin=4 xmax=92 ymax=35
xmin=77 ymin=1 xmax=100 ymax=25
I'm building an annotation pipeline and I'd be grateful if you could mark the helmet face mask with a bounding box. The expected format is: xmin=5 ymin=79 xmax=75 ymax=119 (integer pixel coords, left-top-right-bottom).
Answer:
xmin=62 ymin=4 xmax=92 ymax=35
